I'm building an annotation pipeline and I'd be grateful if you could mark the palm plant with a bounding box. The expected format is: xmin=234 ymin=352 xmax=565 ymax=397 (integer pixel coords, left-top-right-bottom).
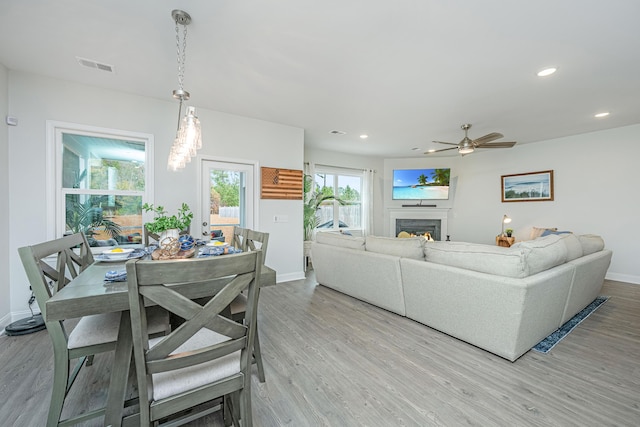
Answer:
xmin=303 ymin=175 xmax=345 ymax=241
xmin=66 ymin=198 xmax=122 ymax=242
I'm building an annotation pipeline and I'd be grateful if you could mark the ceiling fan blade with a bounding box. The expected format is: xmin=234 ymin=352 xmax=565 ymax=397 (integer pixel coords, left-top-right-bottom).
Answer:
xmin=472 ymin=132 xmax=504 ymax=146
xmin=432 ymin=140 xmax=459 ymax=146
xmin=477 ymin=141 xmax=517 ymax=148
xmin=425 ymin=146 xmax=458 ymax=154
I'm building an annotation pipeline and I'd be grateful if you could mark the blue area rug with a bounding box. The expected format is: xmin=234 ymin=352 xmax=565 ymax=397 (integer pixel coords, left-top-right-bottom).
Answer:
xmin=532 ymin=296 xmax=609 ymax=353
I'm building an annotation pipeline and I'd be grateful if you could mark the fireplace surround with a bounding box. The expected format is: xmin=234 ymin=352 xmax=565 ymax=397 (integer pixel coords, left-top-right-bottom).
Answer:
xmin=396 ymin=218 xmax=441 ymax=240
xmin=388 ymin=208 xmax=448 ymax=241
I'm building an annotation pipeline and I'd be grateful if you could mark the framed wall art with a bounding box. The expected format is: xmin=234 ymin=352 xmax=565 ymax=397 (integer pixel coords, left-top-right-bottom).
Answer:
xmin=261 ymin=167 xmax=303 ymax=200
xmin=501 ymin=170 xmax=554 ymax=202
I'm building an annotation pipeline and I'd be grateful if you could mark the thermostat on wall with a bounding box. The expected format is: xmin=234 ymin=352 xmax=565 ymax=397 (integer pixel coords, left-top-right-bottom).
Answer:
xmin=6 ymin=115 xmax=18 ymax=126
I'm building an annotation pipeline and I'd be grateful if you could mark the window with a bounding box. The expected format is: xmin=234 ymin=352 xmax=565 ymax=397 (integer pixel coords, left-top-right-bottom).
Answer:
xmin=199 ymin=159 xmax=255 ymax=244
xmin=314 ymin=167 xmax=363 ymax=233
xmin=47 ymin=122 xmax=153 ymax=246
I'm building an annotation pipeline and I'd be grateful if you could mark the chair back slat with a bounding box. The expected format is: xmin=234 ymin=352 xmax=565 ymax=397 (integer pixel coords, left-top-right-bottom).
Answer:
xmin=19 ymin=233 xmax=95 ymax=311
xmin=140 ymin=273 xmax=250 ymax=360
xmin=147 ymin=337 xmax=246 ymax=374
xmin=246 ymin=229 xmax=269 ymax=258
xmin=232 ymin=227 xmax=269 ymax=264
xmin=232 ymin=227 xmax=246 ymax=251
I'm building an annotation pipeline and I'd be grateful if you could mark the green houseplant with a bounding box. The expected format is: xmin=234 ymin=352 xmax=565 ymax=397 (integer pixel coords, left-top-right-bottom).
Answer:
xmin=66 ymin=197 xmax=122 ymax=246
xmin=303 ymin=175 xmax=345 ymax=241
xmin=142 ymin=202 xmax=193 ymax=234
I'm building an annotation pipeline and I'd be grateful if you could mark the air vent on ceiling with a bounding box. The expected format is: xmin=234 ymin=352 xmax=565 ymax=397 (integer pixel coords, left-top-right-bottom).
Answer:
xmin=76 ymin=56 xmax=115 ymax=73
xmin=329 ymin=130 xmax=346 ymax=135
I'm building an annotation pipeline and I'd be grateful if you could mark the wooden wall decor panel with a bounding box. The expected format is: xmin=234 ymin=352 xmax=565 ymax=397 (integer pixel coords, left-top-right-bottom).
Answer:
xmin=261 ymin=167 xmax=303 ymax=200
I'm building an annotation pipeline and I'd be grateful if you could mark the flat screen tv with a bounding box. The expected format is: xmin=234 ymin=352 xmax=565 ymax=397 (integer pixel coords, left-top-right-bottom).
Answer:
xmin=392 ymin=168 xmax=450 ymax=200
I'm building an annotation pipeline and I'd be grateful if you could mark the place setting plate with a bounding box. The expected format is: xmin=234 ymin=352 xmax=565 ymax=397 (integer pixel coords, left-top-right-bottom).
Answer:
xmin=206 ymin=241 xmax=229 ymax=247
xmin=96 ymin=248 xmax=146 ymax=262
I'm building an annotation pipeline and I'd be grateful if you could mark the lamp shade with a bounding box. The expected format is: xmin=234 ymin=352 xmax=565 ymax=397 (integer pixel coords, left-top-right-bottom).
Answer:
xmin=501 ymin=214 xmax=512 ymax=236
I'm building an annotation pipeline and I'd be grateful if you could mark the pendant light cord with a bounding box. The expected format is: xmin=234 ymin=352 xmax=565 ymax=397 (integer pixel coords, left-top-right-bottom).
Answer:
xmin=175 ymin=16 xmax=188 ymax=92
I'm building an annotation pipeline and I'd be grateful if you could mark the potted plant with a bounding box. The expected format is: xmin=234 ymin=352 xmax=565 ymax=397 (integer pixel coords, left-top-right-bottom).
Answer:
xmin=142 ymin=202 xmax=193 ymax=246
xmin=303 ymin=175 xmax=345 ymax=242
xmin=505 ymin=228 xmax=513 ymax=238
xmin=66 ymin=197 xmax=122 ymax=246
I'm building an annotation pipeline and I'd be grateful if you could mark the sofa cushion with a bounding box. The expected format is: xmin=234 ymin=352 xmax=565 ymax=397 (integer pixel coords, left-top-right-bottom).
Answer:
xmin=425 ymin=241 xmax=526 ymax=278
xmin=578 ymin=234 xmax=605 ymax=255
xmin=560 ymin=233 xmax=583 ymax=261
xmin=511 ymin=234 xmax=568 ymax=275
xmin=365 ymin=235 xmax=424 ymax=260
xmin=316 ymin=232 xmax=365 ymax=250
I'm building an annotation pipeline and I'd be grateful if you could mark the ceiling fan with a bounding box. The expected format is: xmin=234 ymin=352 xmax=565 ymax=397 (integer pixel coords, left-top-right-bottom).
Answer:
xmin=426 ymin=124 xmax=516 ymax=155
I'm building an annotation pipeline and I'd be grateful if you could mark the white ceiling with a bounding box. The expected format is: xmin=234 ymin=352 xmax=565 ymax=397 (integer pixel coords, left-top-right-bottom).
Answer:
xmin=1 ymin=0 xmax=639 ymax=158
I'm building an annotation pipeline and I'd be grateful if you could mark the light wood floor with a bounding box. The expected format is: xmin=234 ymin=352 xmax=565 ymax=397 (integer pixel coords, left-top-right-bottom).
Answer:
xmin=1 ymin=274 xmax=639 ymax=426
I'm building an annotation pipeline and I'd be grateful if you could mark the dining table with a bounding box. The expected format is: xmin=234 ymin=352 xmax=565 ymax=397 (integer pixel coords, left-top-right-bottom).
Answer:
xmin=45 ymin=252 xmax=276 ymax=426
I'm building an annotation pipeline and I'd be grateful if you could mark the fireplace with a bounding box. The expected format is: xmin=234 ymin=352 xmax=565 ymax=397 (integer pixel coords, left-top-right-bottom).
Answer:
xmin=388 ymin=208 xmax=449 ymax=241
xmin=396 ymin=219 xmax=441 ymax=240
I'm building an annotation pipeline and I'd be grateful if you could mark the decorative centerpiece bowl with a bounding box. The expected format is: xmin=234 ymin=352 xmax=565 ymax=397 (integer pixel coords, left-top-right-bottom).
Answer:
xmin=102 ymin=248 xmax=134 ymax=260
xmin=179 ymin=235 xmax=195 ymax=251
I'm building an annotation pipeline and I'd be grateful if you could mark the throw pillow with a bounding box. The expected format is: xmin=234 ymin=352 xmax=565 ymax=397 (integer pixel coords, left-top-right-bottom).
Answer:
xmin=541 ymin=229 xmax=572 ymax=237
xmin=530 ymin=226 xmax=558 ymax=239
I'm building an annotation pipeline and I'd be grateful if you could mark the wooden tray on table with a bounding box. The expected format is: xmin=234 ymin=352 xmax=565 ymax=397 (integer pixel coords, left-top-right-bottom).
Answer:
xmin=151 ymin=248 xmax=196 ymax=260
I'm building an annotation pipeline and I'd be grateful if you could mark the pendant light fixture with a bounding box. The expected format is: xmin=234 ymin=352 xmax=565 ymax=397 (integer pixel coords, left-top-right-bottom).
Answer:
xmin=167 ymin=9 xmax=202 ymax=171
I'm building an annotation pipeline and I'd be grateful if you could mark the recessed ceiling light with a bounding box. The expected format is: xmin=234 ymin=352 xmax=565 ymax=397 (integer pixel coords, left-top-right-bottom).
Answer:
xmin=360 ymin=134 xmax=368 ymax=139
xmin=329 ymin=130 xmax=346 ymax=135
xmin=426 ymin=149 xmax=436 ymax=153
xmin=594 ymin=112 xmax=610 ymax=118
xmin=537 ymin=67 xmax=557 ymax=77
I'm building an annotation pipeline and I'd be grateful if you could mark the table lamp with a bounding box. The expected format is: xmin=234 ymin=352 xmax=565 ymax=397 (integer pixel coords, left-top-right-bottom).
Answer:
xmin=501 ymin=214 xmax=512 ymax=236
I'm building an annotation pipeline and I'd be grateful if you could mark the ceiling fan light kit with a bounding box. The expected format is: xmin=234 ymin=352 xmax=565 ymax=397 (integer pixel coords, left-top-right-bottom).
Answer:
xmin=427 ymin=123 xmax=517 ymax=156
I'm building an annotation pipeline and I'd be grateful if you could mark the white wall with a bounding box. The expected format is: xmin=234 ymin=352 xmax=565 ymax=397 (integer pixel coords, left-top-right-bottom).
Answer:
xmin=6 ymin=71 xmax=304 ymax=321
xmin=381 ymin=124 xmax=640 ymax=284
xmin=0 ymin=64 xmax=9 ymax=329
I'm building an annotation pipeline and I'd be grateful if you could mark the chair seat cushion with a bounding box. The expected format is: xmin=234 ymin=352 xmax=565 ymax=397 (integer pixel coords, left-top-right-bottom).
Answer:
xmin=150 ymin=328 xmax=240 ymax=401
xmin=68 ymin=307 xmax=169 ymax=349
xmin=68 ymin=312 xmax=121 ymax=349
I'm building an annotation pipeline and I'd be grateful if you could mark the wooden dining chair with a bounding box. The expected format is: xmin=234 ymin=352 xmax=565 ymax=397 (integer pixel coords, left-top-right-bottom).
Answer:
xmin=18 ymin=233 xmax=169 ymax=427
xmin=126 ymin=250 xmax=263 ymax=426
xmin=229 ymin=227 xmax=269 ymax=382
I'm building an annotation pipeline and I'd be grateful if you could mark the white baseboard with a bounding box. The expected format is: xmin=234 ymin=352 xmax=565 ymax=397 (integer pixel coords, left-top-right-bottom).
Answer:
xmin=276 ymin=271 xmax=306 ymax=283
xmin=0 ymin=312 xmax=11 ymax=335
xmin=606 ymin=272 xmax=640 ymax=285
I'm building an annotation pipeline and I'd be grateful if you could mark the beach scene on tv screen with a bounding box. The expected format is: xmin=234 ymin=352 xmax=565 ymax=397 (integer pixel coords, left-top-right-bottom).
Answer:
xmin=393 ymin=168 xmax=450 ymax=200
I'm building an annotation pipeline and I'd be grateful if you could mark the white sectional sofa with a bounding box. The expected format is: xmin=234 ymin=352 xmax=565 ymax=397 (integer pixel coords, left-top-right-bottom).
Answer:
xmin=311 ymin=232 xmax=612 ymax=361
